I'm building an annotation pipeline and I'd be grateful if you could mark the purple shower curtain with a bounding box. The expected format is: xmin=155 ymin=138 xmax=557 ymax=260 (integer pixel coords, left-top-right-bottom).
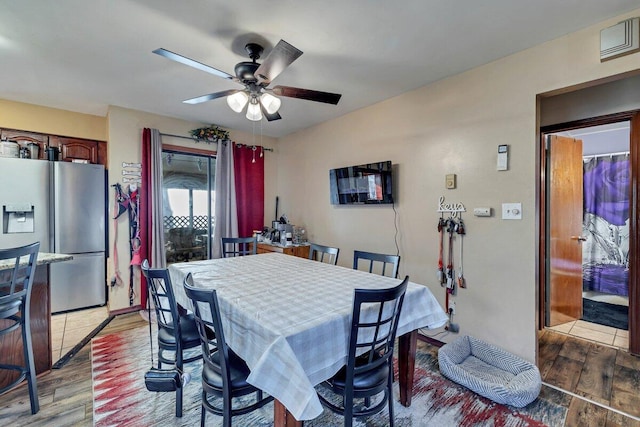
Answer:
xmin=582 ymin=154 xmax=630 ymax=296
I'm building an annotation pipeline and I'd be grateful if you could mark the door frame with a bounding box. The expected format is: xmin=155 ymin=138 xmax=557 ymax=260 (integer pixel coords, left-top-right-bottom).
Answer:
xmin=162 ymin=144 xmax=217 ymax=260
xmin=537 ymin=110 xmax=640 ymax=356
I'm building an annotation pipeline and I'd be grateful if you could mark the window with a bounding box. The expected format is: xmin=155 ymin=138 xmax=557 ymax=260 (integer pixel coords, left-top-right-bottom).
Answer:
xmin=162 ymin=151 xmax=215 ymax=264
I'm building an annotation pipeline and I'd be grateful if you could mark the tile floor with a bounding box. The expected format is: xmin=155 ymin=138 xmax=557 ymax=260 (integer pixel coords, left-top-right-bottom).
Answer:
xmin=547 ymin=319 xmax=629 ymax=350
xmin=51 ymin=305 xmax=110 ymax=363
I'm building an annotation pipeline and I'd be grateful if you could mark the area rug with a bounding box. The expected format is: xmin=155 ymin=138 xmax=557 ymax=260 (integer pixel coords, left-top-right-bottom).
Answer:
xmin=92 ymin=327 xmax=569 ymax=426
xmin=582 ymin=298 xmax=628 ymax=330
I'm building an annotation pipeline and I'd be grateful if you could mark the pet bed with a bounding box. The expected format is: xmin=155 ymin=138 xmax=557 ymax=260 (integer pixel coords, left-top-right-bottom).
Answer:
xmin=438 ymin=335 xmax=541 ymax=408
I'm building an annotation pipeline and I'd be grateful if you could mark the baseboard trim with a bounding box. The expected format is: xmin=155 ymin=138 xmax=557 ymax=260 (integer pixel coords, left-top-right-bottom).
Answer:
xmin=52 ymin=315 xmax=115 ymax=369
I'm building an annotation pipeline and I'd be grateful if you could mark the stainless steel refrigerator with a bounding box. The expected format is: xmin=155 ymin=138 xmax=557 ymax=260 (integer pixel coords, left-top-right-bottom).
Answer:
xmin=0 ymin=157 xmax=106 ymax=313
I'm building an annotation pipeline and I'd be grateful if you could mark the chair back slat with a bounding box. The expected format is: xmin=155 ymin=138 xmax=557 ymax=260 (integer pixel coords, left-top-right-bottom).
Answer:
xmin=221 ymin=236 xmax=257 ymax=258
xmin=308 ymin=243 xmax=340 ymax=265
xmin=141 ymin=260 xmax=180 ymax=338
xmin=353 ymin=250 xmax=400 ymax=278
xmin=0 ymin=242 xmax=40 ymax=316
xmin=0 ymin=242 xmax=41 ymax=414
xmin=183 ymin=274 xmax=230 ymax=382
xmin=348 ymin=276 xmax=408 ymax=376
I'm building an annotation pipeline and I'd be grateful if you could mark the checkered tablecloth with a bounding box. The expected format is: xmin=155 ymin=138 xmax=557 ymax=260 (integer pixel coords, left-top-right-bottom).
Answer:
xmin=168 ymin=252 xmax=447 ymax=421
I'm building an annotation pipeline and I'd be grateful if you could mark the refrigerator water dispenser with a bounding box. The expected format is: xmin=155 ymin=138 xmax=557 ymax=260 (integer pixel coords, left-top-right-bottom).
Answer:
xmin=3 ymin=204 xmax=35 ymax=234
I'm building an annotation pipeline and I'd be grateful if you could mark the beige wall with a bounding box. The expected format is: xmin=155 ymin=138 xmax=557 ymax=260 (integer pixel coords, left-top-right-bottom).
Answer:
xmin=275 ymin=8 xmax=640 ymax=361
xmin=107 ymin=106 xmax=278 ymax=311
xmin=0 ymin=99 xmax=107 ymax=140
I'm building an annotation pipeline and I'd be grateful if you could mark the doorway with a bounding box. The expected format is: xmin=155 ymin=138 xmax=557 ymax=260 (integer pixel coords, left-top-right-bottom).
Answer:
xmin=539 ymin=112 xmax=640 ymax=356
xmin=545 ymin=123 xmax=630 ymax=348
xmin=161 ymin=150 xmax=215 ymax=264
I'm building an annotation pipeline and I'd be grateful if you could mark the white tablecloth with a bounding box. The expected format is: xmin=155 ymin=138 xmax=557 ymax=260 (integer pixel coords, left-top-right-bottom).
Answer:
xmin=168 ymin=252 xmax=447 ymax=421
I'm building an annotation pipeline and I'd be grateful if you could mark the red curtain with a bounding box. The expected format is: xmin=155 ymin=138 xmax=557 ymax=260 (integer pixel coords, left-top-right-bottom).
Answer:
xmin=139 ymin=128 xmax=151 ymax=309
xmin=233 ymin=143 xmax=264 ymax=237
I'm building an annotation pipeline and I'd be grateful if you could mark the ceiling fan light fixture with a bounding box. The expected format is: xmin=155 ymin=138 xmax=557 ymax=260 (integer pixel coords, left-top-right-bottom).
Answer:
xmin=260 ymin=92 xmax=281 ymax=114
xmin=226 ymin=91 xmax=249 ymax=113
xmin=246 ymin=99 xmax=263 ymax=121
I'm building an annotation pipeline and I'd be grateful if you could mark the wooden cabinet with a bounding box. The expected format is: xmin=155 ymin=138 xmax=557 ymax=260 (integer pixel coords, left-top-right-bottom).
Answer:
xmin=0 ymin=130 xmax=48 ymax=159
xmin=0 ymin=128 xmax=106 ymax=165
xmin=49 ymin=136 xmax=106 ymax=165
xmin=256 ymin=243 xmax=310 ymax=259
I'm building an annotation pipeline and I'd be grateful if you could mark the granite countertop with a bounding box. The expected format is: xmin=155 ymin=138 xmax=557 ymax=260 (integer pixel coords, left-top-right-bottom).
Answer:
xmin=0 ymin=252 xmax=73 ymax=271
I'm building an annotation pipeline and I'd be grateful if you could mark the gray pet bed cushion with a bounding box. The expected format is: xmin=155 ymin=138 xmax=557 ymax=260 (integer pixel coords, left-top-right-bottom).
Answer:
xmin=438 ymin=335 xmax=541 ymax=407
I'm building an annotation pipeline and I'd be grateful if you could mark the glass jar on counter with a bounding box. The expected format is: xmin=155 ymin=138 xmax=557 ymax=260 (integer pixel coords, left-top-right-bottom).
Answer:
xmin=293 ymin=226 xmax=307 ymax=245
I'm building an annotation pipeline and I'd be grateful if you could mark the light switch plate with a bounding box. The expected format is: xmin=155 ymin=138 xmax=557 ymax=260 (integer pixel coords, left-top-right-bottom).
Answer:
xmin=445 ymin=174 xmax=456 ymax=189
xmin=473 ymin=207 xmax=491 ymax=217
xmin=502 ymin=203 xmax=522 ymax=220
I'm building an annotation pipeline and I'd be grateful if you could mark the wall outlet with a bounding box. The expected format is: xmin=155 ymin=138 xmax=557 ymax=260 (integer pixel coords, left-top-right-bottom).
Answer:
xmin=501 ymin=202 xmax=522 ymax=220
xmin=473 ymin=207 xmax=491 ymax=217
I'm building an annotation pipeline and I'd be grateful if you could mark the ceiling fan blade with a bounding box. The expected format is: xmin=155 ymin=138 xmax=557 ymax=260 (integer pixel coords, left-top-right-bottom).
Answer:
xmin=260 ymin=103 xmax=282 ymax=122
xmin=254 ymin=40 xmax=303 ymax=85
xmin=153 ymin=48 xmax=237 ymax=81
xmin=272 ymin=85 xmax=342 ymax=105
xmin=183 ymin=89 xmax=240 ymax=105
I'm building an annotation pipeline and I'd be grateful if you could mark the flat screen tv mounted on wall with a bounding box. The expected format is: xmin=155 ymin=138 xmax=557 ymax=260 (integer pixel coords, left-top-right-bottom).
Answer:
xmin=329 ymin=160 xmax=394 ymax=205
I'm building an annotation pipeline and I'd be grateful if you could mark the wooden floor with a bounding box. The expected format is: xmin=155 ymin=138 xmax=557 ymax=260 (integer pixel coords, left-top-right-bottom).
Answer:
xmin=538 ymin=328 xmax=640 ymax=427
xmin=0 ymin=312 xmax=147 ymax=427
xmin=2 ymin=316 xmax=640 ymax=426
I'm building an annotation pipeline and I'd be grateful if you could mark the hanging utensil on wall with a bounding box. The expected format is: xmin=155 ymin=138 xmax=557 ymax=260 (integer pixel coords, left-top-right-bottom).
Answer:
xmin=457 ymin=219 xmax=466 ymax=288
xmin=446 ymin=218 xmax=456 ymax=294
xmin=437 ymin=217 xmax=446 ymax=286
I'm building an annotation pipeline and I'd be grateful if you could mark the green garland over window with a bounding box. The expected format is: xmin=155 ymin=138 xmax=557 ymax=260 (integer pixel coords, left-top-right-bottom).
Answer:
xmin=189 ymin=125 xmax=230 ymax=142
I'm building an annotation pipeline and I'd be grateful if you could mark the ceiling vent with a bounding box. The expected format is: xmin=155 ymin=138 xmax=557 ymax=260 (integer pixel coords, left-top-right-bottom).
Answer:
xmin=600 ymin=17 xmax=639 ymax=62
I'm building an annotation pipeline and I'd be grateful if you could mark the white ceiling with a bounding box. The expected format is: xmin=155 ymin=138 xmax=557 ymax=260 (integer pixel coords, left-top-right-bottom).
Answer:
xmin=0 ymin=0 xmax=638 ymax=138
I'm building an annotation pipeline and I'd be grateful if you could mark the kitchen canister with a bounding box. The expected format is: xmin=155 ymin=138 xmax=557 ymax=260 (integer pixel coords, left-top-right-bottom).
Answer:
xmin=47 ymin=146 xmax=60 ymax=161
xmin=27 ymin=143 xmax=40 ymax=159
xmin=0 ymin=140 xmax=19 ymax=158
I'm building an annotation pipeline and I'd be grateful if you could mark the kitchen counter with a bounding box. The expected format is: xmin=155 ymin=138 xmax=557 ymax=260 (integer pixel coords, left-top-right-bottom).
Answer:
xmin=0 ymin=252 xmax=73 ymax=391
xmin=0 ymin=252 xmax=73 ymax=271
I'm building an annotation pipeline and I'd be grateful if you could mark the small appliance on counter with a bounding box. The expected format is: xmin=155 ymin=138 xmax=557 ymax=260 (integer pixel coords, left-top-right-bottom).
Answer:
xmin=0 ymin=140 xmax=19 ymax=158
xmin=261 ymin=214 xmax=306 ymax=247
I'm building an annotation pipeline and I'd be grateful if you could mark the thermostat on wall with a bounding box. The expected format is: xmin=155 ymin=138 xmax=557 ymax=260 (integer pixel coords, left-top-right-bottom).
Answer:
xmin=497 ymin=144 xmax=508 ymax=171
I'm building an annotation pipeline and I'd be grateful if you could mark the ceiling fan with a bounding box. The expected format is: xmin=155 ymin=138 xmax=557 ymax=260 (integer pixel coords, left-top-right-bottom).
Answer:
xmin=153 ymin=40 xmax=342 ymax=122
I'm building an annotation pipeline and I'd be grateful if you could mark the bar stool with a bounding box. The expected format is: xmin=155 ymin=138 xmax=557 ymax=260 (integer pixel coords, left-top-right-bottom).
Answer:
xmin=0 ymin=242 xmax=40 ymax=414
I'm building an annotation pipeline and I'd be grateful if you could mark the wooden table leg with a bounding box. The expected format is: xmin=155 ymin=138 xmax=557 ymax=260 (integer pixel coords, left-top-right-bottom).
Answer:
xmin=397 ymin=329 xmax=417 ymax=407
xmin=274 ymin=399 xmax=303 ymax=427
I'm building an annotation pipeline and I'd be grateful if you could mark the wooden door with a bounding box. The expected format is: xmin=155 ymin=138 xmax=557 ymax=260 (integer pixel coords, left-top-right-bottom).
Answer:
xmin=548 ymin=135 xmax=584 ymax=326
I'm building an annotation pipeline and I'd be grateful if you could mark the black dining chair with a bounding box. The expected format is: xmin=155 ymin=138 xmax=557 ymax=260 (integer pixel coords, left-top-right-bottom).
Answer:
xmin=220 ymin=236 xmax=257 ymax=258
xmin=141 ymin=259 xmax=203 ymax=418
xmin=308 ymin=243 xmax=340 ymax=265
xmin=183 ymin=273 xmax=273 ymax=427
xmin=318 ymin=276 xmax=409 ymax=427
xmin=353 ymin=250 xmax=400 ymax=278
xmin=0 ymin=242 xmax=40 ymax=415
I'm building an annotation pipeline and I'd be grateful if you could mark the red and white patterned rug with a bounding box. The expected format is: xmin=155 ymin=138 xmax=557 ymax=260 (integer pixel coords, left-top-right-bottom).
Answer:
xmin=92 ymin=327 xmax=569 ymax=426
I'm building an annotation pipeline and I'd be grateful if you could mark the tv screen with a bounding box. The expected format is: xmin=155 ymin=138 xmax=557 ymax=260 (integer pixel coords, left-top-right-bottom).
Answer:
xmin=329 ymin=161 xmax=394 ymax=205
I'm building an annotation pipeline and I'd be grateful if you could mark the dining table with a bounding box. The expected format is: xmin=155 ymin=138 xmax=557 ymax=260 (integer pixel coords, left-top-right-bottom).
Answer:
xmin=168 ymin=252 xmax=448 ymax=426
